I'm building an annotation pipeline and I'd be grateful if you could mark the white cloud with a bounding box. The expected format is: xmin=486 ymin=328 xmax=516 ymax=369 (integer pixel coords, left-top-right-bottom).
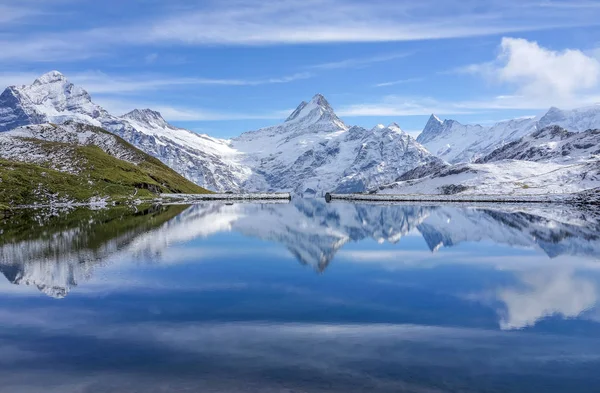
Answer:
xmin=498 ymin=268 xmax=598 ymax=330
xmin=497 ymin=37 xmax=600 ymax=99
xmin=462 ymin=37 xmax=600 ymax=107
xmin=338 ymin=38 xmax=600 ymax=117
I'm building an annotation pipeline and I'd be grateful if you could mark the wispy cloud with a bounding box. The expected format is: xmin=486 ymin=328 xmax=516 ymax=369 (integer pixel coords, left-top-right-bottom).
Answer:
xmin=96 ymin=97 xmax=288 ymax=121
xmin=0 ymin=70 xmax=312 ymax=94
xmin=337 ymin=95 xmax=477 ymax=117
xmin=337 ymin=92 xmax=600 ymax=117
xmin=374 ymin=78 xmax=423 ymax=87
xmin=2 ymin=0 xmax=600 ymax=63
xmin=0 ymin=5 xmax=36 ymax=24
xmin=310 ymin=52 xmax=412 ymax=70
xmin=69 ymin=71 xmax=313 ymax=94
xmin=131 ymin=0 xmax=600 ymax=45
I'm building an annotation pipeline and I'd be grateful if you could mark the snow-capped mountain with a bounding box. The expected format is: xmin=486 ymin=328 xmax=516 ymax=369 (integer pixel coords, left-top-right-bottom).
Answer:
xmin=477 ymin=126 xmax=600 ymax=164
xmin=0 ymin=72 xmax=440 ymax=194
xmin=0 ymin=71 xmax=109 ymax=131
xmin=378 ymin=124 xmax=600 ymax=196
xmin=418 ymin=105 xmax=600 ymax=163
xmin=0 ymin=71 xmax=249 ymax=192
xmin=377 ymin=160 xmax=600 ymax=196
xmin=233 ymin=94 xmax=442 ymax=193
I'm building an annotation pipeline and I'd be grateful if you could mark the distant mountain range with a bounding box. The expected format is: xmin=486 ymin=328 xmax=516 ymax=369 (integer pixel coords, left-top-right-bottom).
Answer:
xmin=1 ymin=71 xmax=600 ymax=197
xmin=418 ymin=106 xmax=600 ymax=163
xmin=378 ymin=125 xmax=600 ymax=196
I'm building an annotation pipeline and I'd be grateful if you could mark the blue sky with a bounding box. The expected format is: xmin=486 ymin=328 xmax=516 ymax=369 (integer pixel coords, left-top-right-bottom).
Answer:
xmin=1 ymin=0 xmax=600 ymax=138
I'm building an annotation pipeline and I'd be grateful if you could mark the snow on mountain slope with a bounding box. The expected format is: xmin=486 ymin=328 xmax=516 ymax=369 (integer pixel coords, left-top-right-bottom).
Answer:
xmin=418 ymin=105 xmax=600 ymax=163
xmin=0 ymin=72 xmax=440 ymax=193
xmin=538 ymin=105 xmax=600 ymax=130
xmin=392 ymin=125 xmax=600 ymax=197
xmin=477 ymin=126 xmax=600 ymax=164
xmin=114 ymin=109 xmax=251 ymax=191
xmin=0 ymin=71 xmax=249 ymax=192
xmin=0 ymin=71 xmax=108 ymax=131
xmin=377 ymin=160 xmax=600 ymax=196
xmin=233 ymin=95 xmax=442 ymax=194
xmin=0 ymin=122 xmax=148 ymax=172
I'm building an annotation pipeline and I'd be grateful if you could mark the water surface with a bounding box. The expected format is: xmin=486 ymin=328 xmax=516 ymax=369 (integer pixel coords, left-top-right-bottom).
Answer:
xmin=1 ymin=200 xmax=600 ymax=392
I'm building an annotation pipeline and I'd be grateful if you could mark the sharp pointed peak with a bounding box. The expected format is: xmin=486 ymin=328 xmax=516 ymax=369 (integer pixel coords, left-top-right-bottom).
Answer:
xmin=284 ymin=93 xmax=343 ymax=128
xmin=387 ymin=122 xmax=401 ymax=129
xmin=310 ymin=93 xmax=328 ymax=104
xmin=428 ymin=114 xmax=442 ymax=123
xmin=309 ymin=93 xmax=335 ymax=111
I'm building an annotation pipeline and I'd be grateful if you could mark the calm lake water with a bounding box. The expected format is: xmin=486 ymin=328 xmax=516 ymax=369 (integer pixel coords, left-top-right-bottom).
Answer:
xmin=1 ymin=200 xmax=600 ymax=392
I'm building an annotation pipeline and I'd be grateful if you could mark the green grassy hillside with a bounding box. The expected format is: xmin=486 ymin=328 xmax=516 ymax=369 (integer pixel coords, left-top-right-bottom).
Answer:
xmin=0 ymin=139 xmax=209 ymax=207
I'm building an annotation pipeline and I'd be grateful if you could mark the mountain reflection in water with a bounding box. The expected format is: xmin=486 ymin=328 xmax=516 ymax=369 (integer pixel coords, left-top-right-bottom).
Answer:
xmin=1 ymin=200 xmax=600 ymax=392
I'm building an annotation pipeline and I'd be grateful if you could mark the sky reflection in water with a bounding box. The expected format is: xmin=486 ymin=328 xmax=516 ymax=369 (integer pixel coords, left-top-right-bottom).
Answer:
xmin=1 ymin=200 xmax=600 ymax=392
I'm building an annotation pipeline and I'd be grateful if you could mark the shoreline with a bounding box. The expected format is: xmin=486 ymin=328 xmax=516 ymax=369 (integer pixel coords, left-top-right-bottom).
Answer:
xmin=0 ymin=193 xmax=293 ymax=212
xmin=324 ymin=192 xmax=597 ymax=205
xmin=160 ymin=193 xmax=292 ymax=201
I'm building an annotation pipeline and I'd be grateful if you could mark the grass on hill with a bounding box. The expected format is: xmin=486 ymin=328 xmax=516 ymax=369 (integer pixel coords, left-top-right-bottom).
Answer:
xmin=0 ymin=138 xmax=209 ymax=207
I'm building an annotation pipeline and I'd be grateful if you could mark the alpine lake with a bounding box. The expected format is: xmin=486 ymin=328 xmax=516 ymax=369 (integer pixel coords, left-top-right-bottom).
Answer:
xmin=1 ymin=199 xmax=600 ymax=393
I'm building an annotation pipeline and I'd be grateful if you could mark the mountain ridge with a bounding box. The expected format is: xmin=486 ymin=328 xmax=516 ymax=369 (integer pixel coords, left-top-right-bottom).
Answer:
xmin=0 ymin=72 xmax=440 ymax=194
xmin=418 ymin=105 xmax=600 ymax=163
xmin=0 ymin=122 xmax=209 ymax=206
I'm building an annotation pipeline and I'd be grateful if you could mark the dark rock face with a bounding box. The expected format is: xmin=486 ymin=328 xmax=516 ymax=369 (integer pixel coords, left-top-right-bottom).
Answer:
xmin=395 ymin=161 xmax=450 ymax=182
xmin=477 ymin=126 xmax=600 ymax=164
xmin=0 ymin=87 xmax=37 ymax=131
xmin=416 ymin=114 xmax=445 ymax=144
xmin=439 ymin=184 xmax=470 ymax=195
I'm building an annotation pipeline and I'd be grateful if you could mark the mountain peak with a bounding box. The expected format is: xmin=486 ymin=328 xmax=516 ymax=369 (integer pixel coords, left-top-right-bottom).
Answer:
xmin=428 ymin=114 xmax=443 ymax=125
xmin=122 ymin=108 xmax=169 ymax=128
xmin=285 ymin=93 xmax=334 ymax=123
xmin=283 ymin=94 xmax=345 ymax=129
xmin=309 ymin=93 xmax=332 ymax=108
xmin=33 ymin=71 xmax=67 ymax=86
xmin=416 ymin=114 xmax=446 ymax=144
